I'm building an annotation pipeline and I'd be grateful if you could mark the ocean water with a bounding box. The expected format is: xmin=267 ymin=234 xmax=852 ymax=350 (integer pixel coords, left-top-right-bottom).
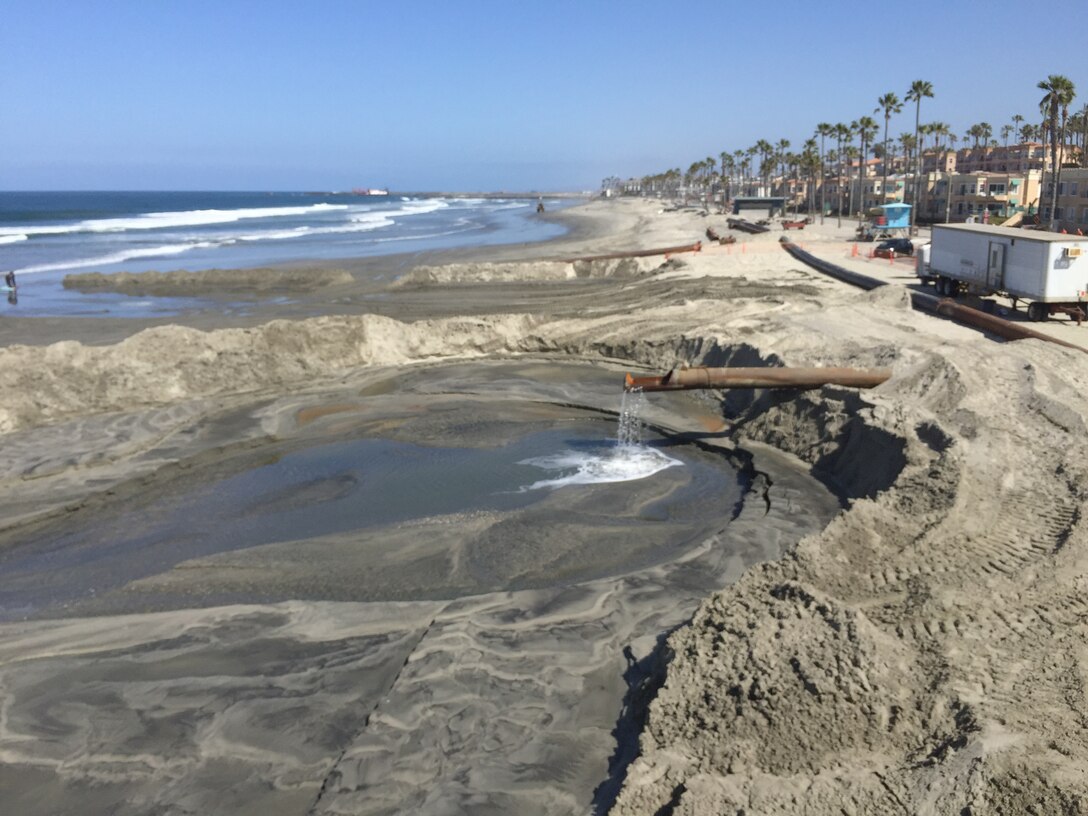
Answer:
xmin=0 ymin=191 xmax=576 ymax=316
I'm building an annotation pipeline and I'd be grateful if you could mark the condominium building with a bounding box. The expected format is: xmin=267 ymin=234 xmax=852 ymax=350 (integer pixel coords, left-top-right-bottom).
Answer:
xmin=1042 ymin=167 xmax=1088 ymax=231
xmin=956 ymin=143 xmax=1060 ymax=173
xmin=915 ymin=170 xmax=1042 ymax=223
xmin=918 ymin=143 xmax=1068 ymax=175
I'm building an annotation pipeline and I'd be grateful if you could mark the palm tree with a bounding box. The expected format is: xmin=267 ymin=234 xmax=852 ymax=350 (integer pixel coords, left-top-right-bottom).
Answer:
xmin=855 ymin=116 xmax=878 ymax=220
xmin=923 ymin=121 xmax=949 ymax=221
xmin=815 ymin=123 xmax=833 ymax=222
xmin=945 ymin=133 xmax=958 ymax=223
xmin=801 ymin=139 xmax=819 ymax=215
xmin=875 ymin=92 xmax=903 ymax=209
xmin=776 ymin=138 xmax=791 ymax=200
xmin=1039 ymin=74 xmax=1077 ymax=229
xmin=899 ymin=133 xmax=916 ymax=177
xmin=834 ymin=123 xmax=852 ymax=224
xmin=916 ymin=122 xmax=935 ymax=217
xmin=720 ymin=151 xmax=733 ymax=202
xmin=1012 ymin=114 xmax=1025 ymax=144
xmin=979 ymin=122 xmax=993 ymax=146
xmin=905 ymin=80 xmax=933 ymax=230
xmin=1074 ymin=105 xmax=1088 ymax=167
xmin=843 ymin=145 xmax=859 ymax=218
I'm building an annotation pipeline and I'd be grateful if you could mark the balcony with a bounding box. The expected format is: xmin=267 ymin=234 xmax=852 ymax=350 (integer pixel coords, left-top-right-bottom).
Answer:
xmin=961 ymin=192 xmax=1009 ymax=203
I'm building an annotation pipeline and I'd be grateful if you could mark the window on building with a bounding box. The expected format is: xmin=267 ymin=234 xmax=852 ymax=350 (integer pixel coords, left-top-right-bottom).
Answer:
xmin=1071 ymin=183 xmax=1079 ymax=196
xmin=958 ymin=203 xmax=965 ymax=214
xmin=1081 ymin=207 xmax=1088 ymax=224
xmin=1055 ymin=207 xmax=1064 ymax=219
xmin=988 ymin=184 xmax=1006 ymax=195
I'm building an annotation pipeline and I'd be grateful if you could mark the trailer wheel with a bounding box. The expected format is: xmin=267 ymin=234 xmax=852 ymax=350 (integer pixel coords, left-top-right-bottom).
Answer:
xmin=1027 ymin=301 xmax=1047 ymax=322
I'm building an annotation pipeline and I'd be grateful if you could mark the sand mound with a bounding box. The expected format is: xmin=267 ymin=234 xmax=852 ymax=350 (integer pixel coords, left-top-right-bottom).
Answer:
xmin=393 ymin=256 xmax=680 ymax=286
xmin=63 ymin=267 xmax=354 ymax=294
xmin=0 ymin=313 xmax=537 ymax=433
xmin=612 ymin=334 xmax=1088 ymax=814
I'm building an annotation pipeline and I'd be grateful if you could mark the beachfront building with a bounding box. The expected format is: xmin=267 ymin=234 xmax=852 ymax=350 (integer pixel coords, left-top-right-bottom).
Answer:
xmin=957 ymin=142 xmax=1065 ymax=174
xmin=847 ymin=174 xmax=908 ymax=211
xmin=915 ymin=170 xmax=1042 ymax=224
xmin=1042 ymin=167 xmax=1088 ymax=232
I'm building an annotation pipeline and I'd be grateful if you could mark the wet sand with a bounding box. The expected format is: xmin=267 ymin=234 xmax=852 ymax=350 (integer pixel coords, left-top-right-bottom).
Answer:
xmin=5 ymin=199 xmax=1088 ymax=814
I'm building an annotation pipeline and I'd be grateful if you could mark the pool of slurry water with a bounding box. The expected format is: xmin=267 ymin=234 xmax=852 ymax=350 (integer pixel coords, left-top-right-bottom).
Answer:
xmin=0 ymin=407 xmax=747 ymax=620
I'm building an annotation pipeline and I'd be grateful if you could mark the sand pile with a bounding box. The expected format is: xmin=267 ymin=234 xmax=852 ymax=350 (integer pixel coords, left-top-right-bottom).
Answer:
xmin=0 ymin=313 xmax=537 ymax=433
xmin=611 ymin=335 xmax=1088 ymax=813
xmin=394 ymin=256 xmax=678 ymax=286
xmin=63 ymin=266 xmax=354 ymax=294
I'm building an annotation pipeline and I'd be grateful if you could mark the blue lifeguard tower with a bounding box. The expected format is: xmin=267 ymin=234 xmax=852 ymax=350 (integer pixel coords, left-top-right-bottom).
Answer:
xmin=859 ymin=203 xmax=911 ymax=239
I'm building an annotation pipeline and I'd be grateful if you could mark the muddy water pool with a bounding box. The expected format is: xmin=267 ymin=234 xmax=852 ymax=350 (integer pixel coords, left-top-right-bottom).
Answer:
xmin=0 ymin=363 xmax=749 ymax=619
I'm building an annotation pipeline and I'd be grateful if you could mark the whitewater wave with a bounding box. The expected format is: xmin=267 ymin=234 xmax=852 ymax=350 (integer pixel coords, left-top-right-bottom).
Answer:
xmin=0 ymin=234 xmax=27 ymax=245
xmin=518 ymin=445 xmax=681 ymax=490
xmin=0 ymin=203 xmax=349 ymax=239
xmin=16 ymin=242 xmax=219 ymax=275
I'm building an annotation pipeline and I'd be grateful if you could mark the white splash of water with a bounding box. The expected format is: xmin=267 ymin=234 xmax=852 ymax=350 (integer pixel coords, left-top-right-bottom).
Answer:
xmin=518 ymin=446 xmax=680 ymax=490
xmin=518 ymin=386 xmax=681 ymax=491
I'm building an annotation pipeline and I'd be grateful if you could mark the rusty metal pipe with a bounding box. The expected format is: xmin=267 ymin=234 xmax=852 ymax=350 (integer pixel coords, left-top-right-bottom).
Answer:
xmin=560 ymin=242 xmax=701 ymax=263
xmin=913 ymin=292 xmax=1088 ymax=353
xmin=625 ymin=367 xmax=891 ymax=392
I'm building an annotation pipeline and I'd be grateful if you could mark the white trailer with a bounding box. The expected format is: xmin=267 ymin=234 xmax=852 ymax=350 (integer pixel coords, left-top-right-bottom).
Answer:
xmin=919 ymin=223 xmax=1088 ymax=321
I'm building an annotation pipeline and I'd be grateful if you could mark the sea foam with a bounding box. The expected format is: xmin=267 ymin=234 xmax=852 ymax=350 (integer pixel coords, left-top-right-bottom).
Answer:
xmin=0 ymin=203 xmax=349 ymax=239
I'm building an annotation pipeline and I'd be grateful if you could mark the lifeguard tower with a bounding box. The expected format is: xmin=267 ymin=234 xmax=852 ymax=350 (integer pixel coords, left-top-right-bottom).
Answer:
xmin=857 ymin=203 xmax=911 ymax=240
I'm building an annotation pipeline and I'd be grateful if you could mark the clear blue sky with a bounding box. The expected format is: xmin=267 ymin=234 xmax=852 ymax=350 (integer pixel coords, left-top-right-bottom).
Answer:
xmin=2 ymin=0 xmax=1083 ymax=191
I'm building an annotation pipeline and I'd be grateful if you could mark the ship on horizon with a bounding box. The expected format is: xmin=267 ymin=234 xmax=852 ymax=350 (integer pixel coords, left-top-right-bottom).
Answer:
xmin=351 ymin=187 xmax=389 ymax=196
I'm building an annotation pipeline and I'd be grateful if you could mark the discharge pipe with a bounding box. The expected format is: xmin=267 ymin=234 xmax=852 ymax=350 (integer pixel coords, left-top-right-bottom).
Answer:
xmin=560 ymin=242 xmax=701 ymax=263
xmin=625 ymin=366 xmax=891 ymax=392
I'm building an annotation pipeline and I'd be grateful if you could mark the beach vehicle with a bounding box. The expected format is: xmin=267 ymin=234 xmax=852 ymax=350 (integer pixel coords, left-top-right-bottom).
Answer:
xmin=874 ymin=238 xmax=914 ymax=258
xmin=921 ymin=223 xmax=1088 ymax=321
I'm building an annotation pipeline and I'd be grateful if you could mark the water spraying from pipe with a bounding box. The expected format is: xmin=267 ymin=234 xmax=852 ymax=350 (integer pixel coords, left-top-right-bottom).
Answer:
xmin=517 ymin=385 xmax=679 ymax=490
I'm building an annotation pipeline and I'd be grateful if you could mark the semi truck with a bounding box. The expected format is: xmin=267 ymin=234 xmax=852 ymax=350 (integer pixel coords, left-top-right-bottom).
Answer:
xmin=916 ymin=223 xmax=1088 ymax=321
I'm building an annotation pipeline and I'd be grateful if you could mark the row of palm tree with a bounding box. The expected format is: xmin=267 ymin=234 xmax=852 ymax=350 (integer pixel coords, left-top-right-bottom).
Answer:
xmin=1038 ymin=75 xmax=1077 ymax=229
xmin=626 ymin=75 xmax=1078 ymax=229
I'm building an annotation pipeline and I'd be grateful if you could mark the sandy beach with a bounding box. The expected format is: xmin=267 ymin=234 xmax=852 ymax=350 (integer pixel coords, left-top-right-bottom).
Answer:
xmin=4 ymin=197 xmax=1088 ymax=814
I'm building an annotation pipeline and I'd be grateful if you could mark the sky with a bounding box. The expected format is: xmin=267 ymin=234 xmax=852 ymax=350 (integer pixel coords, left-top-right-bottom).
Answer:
xmin=2 ymin=0 xmax=1084 ymax=192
